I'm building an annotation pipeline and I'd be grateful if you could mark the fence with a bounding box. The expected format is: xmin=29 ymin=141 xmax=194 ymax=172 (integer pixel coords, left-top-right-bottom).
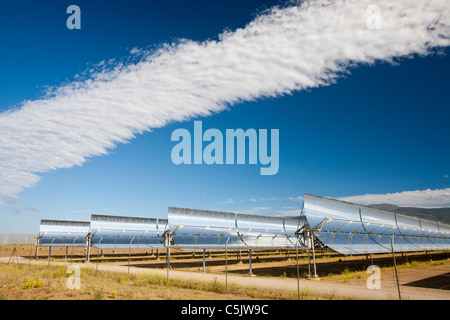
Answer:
xmin=0 ymin=234 xmax=36 ymax=245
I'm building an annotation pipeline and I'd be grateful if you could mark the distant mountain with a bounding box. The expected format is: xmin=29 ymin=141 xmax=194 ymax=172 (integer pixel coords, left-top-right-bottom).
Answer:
xmin=368 ymin=203 xmax=450 ymax=225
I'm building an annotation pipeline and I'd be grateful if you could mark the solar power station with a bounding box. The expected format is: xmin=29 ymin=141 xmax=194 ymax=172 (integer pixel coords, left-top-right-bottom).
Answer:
xmin=34 ymin=194 xmax=450 ymax=277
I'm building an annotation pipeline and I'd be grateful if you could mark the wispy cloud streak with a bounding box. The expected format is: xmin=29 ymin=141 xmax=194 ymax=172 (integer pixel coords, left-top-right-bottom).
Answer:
xmin=1 ymin=0 xmax=449 ymax=204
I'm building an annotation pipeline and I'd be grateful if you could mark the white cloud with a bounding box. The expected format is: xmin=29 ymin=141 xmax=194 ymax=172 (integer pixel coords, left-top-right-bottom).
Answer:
xmin=259 ymin=197 xmax=279 ymax=201
xmin=288 ymin=195 xmax=304 ymax=202
xmin=338 ymin=188 xmax=450 ymax=208
xmin=219 ymin=198 xmax=235 ymax=204
xmin=1 ymin=0 xmax=450 ymax=204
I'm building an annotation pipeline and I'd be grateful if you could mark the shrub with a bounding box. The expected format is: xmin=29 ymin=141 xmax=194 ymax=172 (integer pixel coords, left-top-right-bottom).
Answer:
xmin=93 ymin=290 xmax=103 ymax=300
xmin=23 ymin=279 xmax=43 ymax=289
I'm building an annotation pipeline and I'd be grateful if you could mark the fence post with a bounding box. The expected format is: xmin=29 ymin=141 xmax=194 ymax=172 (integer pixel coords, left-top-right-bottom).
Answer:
xmin=391 ymin=235 xmax=402 ymax=300
xmin=128 ymin=236 xmax=136 ymax=276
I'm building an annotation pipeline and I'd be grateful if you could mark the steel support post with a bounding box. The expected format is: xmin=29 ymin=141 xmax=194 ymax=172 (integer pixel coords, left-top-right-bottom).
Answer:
xmin=47 ymin=247 xmax=52 ymax=267
xmin=35 ymin=240 xmax=40 ymax=260
xmin=28 ymin=245 xmax=33 ymax=265
xmin=128 ymin=237 xmax=135 ymax=276
xmin=248 ymin=249 xmax=253 ymax=275
xmin=225 ymin=237 xmax=230 ymax=291
xmin=85 ymin=235 xmax=91 ymax=263
xmin=203 ymin=249 xmax=206 ymax=273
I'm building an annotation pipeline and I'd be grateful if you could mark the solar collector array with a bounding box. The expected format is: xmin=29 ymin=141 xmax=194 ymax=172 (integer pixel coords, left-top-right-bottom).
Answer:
xmin=37 ymin=195 xmax=450 ymax=255
xmin=303 ymin=194 xmax=450 ymax=255
xmin=38 ymin=220 xmax=90 ymax=247
xmin=168 ymin=207 xmax=305 ymax=249
xmin=90 ymin=214 xmax=167 ymax=250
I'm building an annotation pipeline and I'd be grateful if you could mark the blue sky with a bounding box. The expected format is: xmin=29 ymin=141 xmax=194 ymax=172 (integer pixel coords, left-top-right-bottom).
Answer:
xmin=0 ymin=0 xmax=449 ymax=233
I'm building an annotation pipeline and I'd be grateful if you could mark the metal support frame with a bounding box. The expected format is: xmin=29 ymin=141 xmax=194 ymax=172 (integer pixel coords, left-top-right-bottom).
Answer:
xmin=391 ymin=235 xmax=402 ymax=300
xmin=303 ymin=229 xmax=318 ymax=278
xmin=311 ymin=233 xmax=318 ymax=278
xmin=7 ymin=246 xmax=19 ymax=266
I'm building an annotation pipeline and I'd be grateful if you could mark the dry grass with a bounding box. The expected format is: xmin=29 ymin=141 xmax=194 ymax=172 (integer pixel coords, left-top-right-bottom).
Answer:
xmin=0 ymin=262 xmax=313 ymax=300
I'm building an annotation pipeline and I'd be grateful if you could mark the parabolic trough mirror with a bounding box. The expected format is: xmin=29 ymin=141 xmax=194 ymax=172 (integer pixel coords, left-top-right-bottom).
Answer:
xmin=89 ymin=214 xmax=167 ymax=250
xmin=38 ymin=219 xmax=90 ymax=248
xmin=302 ymin=194 xmax=450 ymax=255
xmin=167 ymin=207 xmax=306 ymax=249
